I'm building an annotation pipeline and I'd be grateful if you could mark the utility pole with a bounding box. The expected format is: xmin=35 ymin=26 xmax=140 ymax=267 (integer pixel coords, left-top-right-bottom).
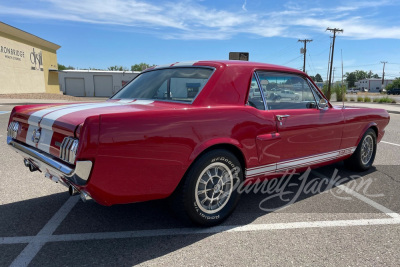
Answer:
xmin=381 ymin=61 xmax=387 ymax=90
xmin=326 ymin=40 xmax=332 ymax=84
xmin=298 ymin=39 xmax=312 ymax=73
xmin=327 ymin=28 xmax=343 ymax=100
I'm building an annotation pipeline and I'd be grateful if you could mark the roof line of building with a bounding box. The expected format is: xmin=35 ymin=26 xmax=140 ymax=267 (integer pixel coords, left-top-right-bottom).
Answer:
xmin=0 ymin=21 xmax=61 ymax=51
xmin=59 ymin=70 xmax=141 ymax=74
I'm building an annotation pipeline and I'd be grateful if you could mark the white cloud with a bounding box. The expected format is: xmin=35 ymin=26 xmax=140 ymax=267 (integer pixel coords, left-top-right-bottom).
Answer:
xmin=242 ymin=0 xmax=247 ymax=11
xmin=0 ymin=0 xmax=399 ymax=40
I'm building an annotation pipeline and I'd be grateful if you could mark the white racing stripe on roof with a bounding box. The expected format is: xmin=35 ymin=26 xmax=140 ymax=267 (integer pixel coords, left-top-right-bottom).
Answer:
xmin=172 ymin=61 xmax=198 ymax=66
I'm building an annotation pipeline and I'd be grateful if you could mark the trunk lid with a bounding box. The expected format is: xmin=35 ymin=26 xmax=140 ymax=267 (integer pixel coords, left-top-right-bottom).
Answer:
xmin=10 ymin=99 xmax=179 ymax=158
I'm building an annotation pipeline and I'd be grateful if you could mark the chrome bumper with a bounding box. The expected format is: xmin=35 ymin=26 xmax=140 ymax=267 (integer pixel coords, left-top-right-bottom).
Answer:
xmin=7 ymin=137 xmax=92 ymax=186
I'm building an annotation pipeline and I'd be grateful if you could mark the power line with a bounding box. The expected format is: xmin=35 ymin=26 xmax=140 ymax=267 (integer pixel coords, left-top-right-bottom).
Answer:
xmin=326 ymin=27 xmax=343 ymax=100
xmin=298 ymin=39 xmax=313 ymax=72
xmin=282 ymin=55 xmax=303 ymax=65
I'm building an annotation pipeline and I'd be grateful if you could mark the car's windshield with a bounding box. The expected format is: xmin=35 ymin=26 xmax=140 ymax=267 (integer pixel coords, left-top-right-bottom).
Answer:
xmin=112 ymin=67 xmax=213 ymax=103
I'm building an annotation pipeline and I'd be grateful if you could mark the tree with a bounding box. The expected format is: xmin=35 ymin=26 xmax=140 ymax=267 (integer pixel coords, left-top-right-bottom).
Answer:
xmin=108 ymin=65 xmax=129 ymax=71
xmin=309 ymin=75 xmax=315 ymax=81
xmin=345 ymin=70 xmax=381 ymax=87
xmin=345 ymin=72 xmax=357 ymax=87
xmin=315 ymin=73 xmax=323 ymax=82
xmin=58 ymin=64 xmax=75 ymax=70
xmin=131 ymin=63 xmax=155 ymax=71
xmin=386 ymin=78 xmax=400 ymax=90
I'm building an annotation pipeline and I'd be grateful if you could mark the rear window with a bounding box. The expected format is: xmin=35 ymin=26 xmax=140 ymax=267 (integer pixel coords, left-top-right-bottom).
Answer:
xmin=112 ymin=67 xmax=213 ymax=103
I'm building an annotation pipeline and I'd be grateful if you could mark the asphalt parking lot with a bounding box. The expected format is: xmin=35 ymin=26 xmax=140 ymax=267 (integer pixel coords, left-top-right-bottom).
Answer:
xmin=1 ymin=104 xmax=400 ymax=266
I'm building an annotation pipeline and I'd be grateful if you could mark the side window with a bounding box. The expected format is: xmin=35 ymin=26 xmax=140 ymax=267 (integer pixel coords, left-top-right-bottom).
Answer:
xmin=256 ymin=72 xmax=317 ymax=110
xmin=247 ymin=74 xmax=266 ymax=110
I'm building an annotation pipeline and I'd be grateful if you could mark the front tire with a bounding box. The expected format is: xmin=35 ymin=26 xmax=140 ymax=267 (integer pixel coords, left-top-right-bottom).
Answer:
xmin=170 ymin=149 xmax=243 ymax=226
xmin=344 ymin=128 xmax=377 ymax=171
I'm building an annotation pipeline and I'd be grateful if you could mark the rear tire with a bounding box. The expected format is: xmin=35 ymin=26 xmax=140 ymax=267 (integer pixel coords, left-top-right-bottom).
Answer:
xmin=169 ymin=149 xmax=243 ymax=226
xmin=344 ymin=128 xmax=376 ymax=171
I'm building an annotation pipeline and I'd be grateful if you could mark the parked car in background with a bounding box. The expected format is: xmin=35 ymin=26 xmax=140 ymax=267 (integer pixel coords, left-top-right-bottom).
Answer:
xmin=278 ymin=89 xmax=300 ymax=100
xmin=347 ymin=88 xmax=360 ymax=94
xmin=7 ymin=60 xmax=390 ymax=226
xmin=387 ymin=88 xmax=400 ymax=95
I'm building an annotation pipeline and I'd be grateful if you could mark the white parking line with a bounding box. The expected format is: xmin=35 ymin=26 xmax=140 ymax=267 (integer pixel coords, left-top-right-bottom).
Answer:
xmin=1 ymin=218 xmax=399 ymax=246
xmin=312 ymin=170 xmax=400 ymax=219
xmin=10 ymin=197 xmax=79 ymax=267
xmin=4 ymin=169 xmax=400 ymax=265
xmin=381 ymin=141 xmax=400 ymax=147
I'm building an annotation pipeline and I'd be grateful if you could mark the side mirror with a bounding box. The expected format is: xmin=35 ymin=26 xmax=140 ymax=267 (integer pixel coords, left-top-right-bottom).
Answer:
xmin=318 ymin=98 xmax=329 ymax=110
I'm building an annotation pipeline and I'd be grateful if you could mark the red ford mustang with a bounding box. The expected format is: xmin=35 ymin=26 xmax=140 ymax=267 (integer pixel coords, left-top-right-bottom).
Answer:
xmin=7 ymin=60 xmax=390 ymax=226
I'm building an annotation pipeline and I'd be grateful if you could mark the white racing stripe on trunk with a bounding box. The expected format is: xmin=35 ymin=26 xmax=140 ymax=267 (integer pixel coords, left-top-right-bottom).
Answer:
xmin=39 ymin=102 xmax=116 ymax=130
xmin=28 ymin=103 xmax=91 ymax=126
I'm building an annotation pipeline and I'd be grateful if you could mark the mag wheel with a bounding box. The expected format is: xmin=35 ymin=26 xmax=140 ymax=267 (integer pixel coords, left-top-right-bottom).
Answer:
xmin=344 ymin=128 xmax=377 ymax=171
xmin=170 ymin=149 xmax=243 ymax=226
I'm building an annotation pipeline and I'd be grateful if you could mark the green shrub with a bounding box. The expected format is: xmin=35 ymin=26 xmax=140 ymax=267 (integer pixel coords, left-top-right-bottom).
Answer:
xmin=350 ymin=98 xmax=355 ymax=102
xmin=334 ymin=84 xmax=346 ymax=102
xmin=357 ymin=96 xmax=363 ymax=102
xmin=364 ymin=97 xmax=371 ymax=102
xmin=373 ymin=98 xmax=379 ymax=102
xmin=377 ymin=96 xmax=396 ymax=103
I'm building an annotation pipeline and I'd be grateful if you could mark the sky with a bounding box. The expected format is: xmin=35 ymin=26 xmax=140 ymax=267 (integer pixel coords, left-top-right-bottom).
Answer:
xmin=1 ymin=0 xmax=400 ymax=81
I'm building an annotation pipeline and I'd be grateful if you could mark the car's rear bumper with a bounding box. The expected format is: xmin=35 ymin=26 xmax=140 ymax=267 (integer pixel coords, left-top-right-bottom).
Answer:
xmin=7 ymin=137 xmax=92 ymax=187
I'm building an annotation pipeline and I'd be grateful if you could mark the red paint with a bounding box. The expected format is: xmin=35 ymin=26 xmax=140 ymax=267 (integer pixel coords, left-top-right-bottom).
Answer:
xmin=8 ymin=61 xmax=390 ymax=206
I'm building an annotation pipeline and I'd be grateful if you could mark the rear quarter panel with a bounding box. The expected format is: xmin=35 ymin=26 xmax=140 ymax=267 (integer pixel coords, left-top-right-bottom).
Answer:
xmin=86 ymin=106 xmax=275 ymax=205
xmin=340 ymin=107 xmax=390 ymax=149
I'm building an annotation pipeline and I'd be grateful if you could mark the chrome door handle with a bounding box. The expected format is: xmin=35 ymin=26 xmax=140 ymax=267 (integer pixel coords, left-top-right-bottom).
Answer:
xmin=276 ymin=115 xmax=290 ymax=121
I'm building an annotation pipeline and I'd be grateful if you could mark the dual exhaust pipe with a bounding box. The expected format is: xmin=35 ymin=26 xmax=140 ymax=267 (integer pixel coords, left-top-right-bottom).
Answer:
xmin=69 ymin=185 xmax=91 ymax=202
xmin=23 ymin=159 xmax=91 ymax=202
xmin=24 ymin=159 xmax=38 ymax=172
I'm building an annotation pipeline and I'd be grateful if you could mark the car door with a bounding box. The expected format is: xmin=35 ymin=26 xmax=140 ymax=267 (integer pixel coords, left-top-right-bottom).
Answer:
xmin=255 ymin=71 xmax=344 ymax=173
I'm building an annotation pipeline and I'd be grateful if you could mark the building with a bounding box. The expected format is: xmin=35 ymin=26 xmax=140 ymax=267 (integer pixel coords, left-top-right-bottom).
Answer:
xmin=355 ymin=79 xmax=394 ymax=92
xmin=0 ymin=22 xmax=60 ymax=94
xmin=58 ymin=70 xmax=140 ymax=97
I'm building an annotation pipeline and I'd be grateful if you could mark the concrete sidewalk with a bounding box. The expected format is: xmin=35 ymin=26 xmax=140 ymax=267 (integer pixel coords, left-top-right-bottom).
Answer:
xmin=0 ymin=97 xmax=106 ymax=105
xmin=332 ymin=101 xmax=400 ymax=114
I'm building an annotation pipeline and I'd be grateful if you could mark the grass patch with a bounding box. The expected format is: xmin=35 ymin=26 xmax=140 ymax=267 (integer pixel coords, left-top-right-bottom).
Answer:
xmin=357 ymin=96 xmax=364 ymax=102
xmin=350 ymin=98 xmax=355 ymax=102
xmin=364 ymin=96 xmax=372 ymax=102
xmin=373 ymin=98 xmax=379 ymax=102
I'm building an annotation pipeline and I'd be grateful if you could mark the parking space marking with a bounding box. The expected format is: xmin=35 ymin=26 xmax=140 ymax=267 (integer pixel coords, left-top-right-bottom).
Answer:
xmin=1 ymin=218 xmax=400 ymax=246
xmin=3 ymin=169 xmax=400 ymax=265
xmin=381 ymin=141 xmax=400 ymax=147
xmin=312 ymin=170 xmax=400 ymax=219
xmin=0 ymin=111 xmax=10 ymax=115
xmin=10 ymin=196 xmax=79 ymax=267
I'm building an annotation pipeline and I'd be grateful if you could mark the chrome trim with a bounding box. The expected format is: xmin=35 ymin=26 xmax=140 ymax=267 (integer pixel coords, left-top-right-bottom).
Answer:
xmin=7 ymin=137 xmax=92 ymax=185
xmin=254 ymin=72 xmax=268 ymax=110
xmin=7 ymin=121 xmax=19 ymax=139
xmin=60 ymin=137 xmax=79 ymax=164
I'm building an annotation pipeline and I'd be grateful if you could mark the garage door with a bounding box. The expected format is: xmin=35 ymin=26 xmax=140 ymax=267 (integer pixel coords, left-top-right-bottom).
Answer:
xmin=94 ymin=75 xmax=113 ymax=97
xmin=65 ymin=78 xmax=85 ymax=96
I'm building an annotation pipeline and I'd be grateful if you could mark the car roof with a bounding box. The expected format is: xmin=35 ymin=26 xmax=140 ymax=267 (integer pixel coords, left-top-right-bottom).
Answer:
xmin=145 ymin=60 xmax=304 ymax=75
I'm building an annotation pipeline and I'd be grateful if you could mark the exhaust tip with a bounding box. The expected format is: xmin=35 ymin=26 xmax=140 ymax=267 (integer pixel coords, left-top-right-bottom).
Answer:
xmin=80 ymin=191 xmax=92 ymax=202
xmin=69 ymin=185 xmax=79 ymax=196
xmin=24 ymin=159 xmax=30 ymax=167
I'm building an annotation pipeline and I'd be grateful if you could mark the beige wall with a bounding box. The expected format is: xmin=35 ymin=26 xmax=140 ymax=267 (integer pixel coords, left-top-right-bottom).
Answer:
xmin=0 ymin=32 xmax=60 ymax=94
